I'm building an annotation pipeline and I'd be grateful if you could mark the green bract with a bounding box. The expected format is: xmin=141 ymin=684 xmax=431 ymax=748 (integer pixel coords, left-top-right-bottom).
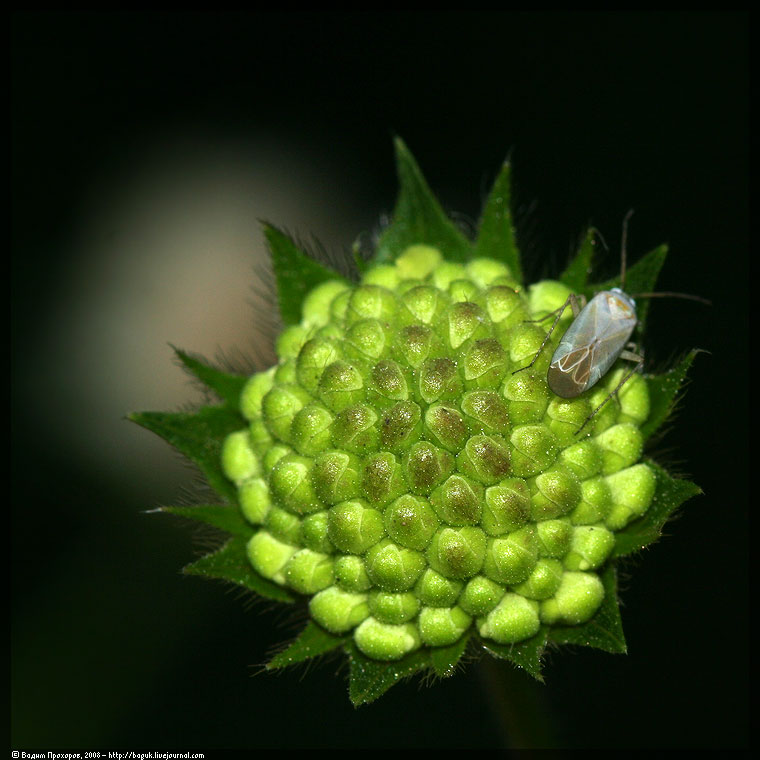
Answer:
xmin=131 ymin=139 xmax=702 ymax=705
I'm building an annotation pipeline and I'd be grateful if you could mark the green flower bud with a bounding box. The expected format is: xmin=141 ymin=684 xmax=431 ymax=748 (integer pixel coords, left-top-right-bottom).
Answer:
xmin=605 ymin=464 xmax=656 ymax=530
xmin=400 ymin=284 xmax=448 ymax=326
xmin=296 ymin=337 xmax=341 ymax=392
xmin=317 ymin=361 xmax=365 ymax=412
xmin=483 ymin=525 xmax=539 ymax=585
xmin=595 ymin=423 xmax=644 ymax=475
xmin=456 ymin=435 xmax=511 ymax=485
xmin=248 ymin=418 xmax=273 ymax=455
xmin=510 ymin=424 xmax=559 ymax=477
xmin=264 ymin=505 xmax=302 ymax=545
xmin=535 ymin=518 xmax=573 ymax=558
xmin=528 ymin=280 xmax=573 ymax=316
xmin=424 ymin=403 xmax=469 ymax=452
xmin=331 ymin=403 xmax=379 ymax=453
xmin=610 ymin=370 xmax=650 ymax=425
xmin=564 ymin=525 xmax=615 ymax=571
xmin=384 ymin=494 xmax=439 ymax=550
xmin=345 ymin=319 xmax=390 ymax=361
xmin=239 ymin=368 xmax=275 ymax=421
xmin=276 ymin=324 xmax=310 ymax=360
xmin=368 ymin=590 xmax=420 ymax=624
xmin=482 ymin=478 xmax=531 ymax=535
xmin=478 ymin=593 xmax=541 ymax=644
xmin=283 ymin=549 xmax=334 ymax=594
xmin=529 ymin=467 xmax=582 ymax=520
xmin=309 ymin=586 xmax=369 ymax=633
xmin=418 ymin=357 xmax=462 ymax=404
xmin=364 ymin=539 xmax=427 ymax=591
xmin=274 ymin=360 xmax=297 ymax=385
xmin=247 ymin=531 xmax=297 ymax=585
xmin=262 ymin=384 xmax=312 ymax=443
xmin=506 ymin=322 xmax=548 ymax=366
xmin=261 ymin=443 xmax=291 ymax=474
xmin=430 ymin=474 xmax=484 ymax=525
xmin=459 ymin=575 xmax=505 ymax=616
xmin=269 ymin=454 xmax=323 ymax=514
xmin=501 ymin=371 xmax=550 ymax=425
xmin=414 ymin=568 xmax=463 ymax=607
xmin=448 ymin=279 xmax=480 ymax=304
xmin=361 ymin=451 xmax=407 ymax=507
xmin=484 ymin=286 xmax=528 ymax=327
xmin=395 ymin=244 xmax=442 ymax=280
xmin=460 ymin=390 xmax=511 ymax=435
xmin=239 ymin=477 xmax=271 ymax=525
xmin=588 ymin=385 xmax=619 ymax=434
xmin=367 ymin=360 xmax=410 ymax=408
xmin=418 ymin=606 xmax=472 ymax=647
xmin=570 ymin=476 xmax=613 ymax=525
xmin=512 ymin=558 xmax=564 ymax=600
xmin=427 ymin=527 xmax=487 ymax=579
xmin=559 ymin=439 xmax=603 ymax=480
xmin=362 ymin=264 xmax=400 ymax=289
xmin=448 ymin=302 xmax=490 ymax=349
xmin=462 ymin=338 xmax=508 ymax=389
xmin=221 ymin=430 xmax=260 ymax=484
xmin=301 ymin=281 xmax=351 ymax=328
xmin=466 ymin=258 xmax=512 ymax=288
xmin=354 ymin=617 xmax=421 ymax=661
xmin=430 ymin=261 xmax=467 ymax=290
xmin=394 ymin=324 xmax=443 ymax=369
xmin=403 ymin=441 xmax=455 ymax=495
xmin=300 ymin=510 xmax=333 ymax=554
xmin=346 ymin=285 xmax=398 ymax=325
xmin=334 ymin=555 xmax=371 ymax=592
xmin=290 ymin=403 xmax=333 ymax=456
xmin=327 ymin=499 xmax=384 ymax=554
xmin=545 ymin=396 xmax=593 ymax=446
xmin=311 ymin=450 xmax=361 ymax=505
xmin=380 ymin=400 xmax=423 ymax=451
xmin=541 ymin=571 xmax=605 ymax=625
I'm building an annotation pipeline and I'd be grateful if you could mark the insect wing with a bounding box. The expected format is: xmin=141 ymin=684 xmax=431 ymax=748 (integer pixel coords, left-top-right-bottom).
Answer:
xmin=549 ymin=290 xmax=637 ymax=396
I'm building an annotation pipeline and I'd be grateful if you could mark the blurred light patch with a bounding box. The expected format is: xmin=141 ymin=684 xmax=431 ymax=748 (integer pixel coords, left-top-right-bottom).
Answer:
xmin=20 ymin=136 xmax=365 ymax=498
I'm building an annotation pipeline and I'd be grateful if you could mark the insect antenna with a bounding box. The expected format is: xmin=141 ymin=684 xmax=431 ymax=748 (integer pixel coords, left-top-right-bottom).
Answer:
xmin=630 ymin=291 xmax=712 ymax=306
xmin=619 ymin=208 xmax=635 ymax=291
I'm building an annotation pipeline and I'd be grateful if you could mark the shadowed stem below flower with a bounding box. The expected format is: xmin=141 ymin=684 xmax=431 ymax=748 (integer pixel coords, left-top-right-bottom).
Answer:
xmin=477 ymin=656 xmax=561 ymax=751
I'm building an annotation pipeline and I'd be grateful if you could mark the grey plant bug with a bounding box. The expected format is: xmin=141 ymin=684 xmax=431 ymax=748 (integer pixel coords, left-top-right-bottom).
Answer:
xmin=514 ymin=211 xmax=709 ymax=434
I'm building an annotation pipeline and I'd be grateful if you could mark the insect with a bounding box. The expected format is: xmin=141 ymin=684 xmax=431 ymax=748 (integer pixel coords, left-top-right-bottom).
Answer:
xmin=514 ymin=212 xmax=709 ymax=433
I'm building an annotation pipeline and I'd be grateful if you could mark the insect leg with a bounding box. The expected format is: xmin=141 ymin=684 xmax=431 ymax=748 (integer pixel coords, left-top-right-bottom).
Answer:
xmin=512 ymin=293 xmax=584 ymax=375
xmin=575 ymin=351 xmax=644 ymax=435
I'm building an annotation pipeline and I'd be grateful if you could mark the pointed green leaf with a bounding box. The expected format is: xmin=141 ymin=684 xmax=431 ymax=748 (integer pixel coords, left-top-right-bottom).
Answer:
xmin=613 ymin=459 xmax=702 ymax=558
xmin=548 ymin=565 xmax=627 ymax=654
xmin=161 ymin=504 xmax=251 ymax=537
xmin=172 ymin=347 xmax=248 ymax=407
xmin=129 ymin=406 xmax=243 ymax=503
xmin=429 ymin=631 xmax=471 ymax=679
xmin=479 ymin=627 xmax=548 ymax=683
xmin=560 ymin=227 xmax=596 ymax=291
xmin=587 ymin=244 xmax=668 ymax=331
xmin=641 ymin=350 xmax=699 ymax=441
xmin=474 ymin=160 xmax=522 ymax=285
xmin=264 ymin=223 xmax=348 ymax=326
xmin=267 ymin=621 xmax=348 ymax=670
xmin=345 ymin=641 xmax=431 ymax=706
xmin=184 ymin=536 xmax=296 ymax=603
xmin=374 ymin=137 xmax=473 ymax=265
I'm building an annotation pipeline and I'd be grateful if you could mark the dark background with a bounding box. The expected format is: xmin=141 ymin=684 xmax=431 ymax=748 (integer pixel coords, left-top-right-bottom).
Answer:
xmin=12 ymin=11 xmax=748 ymax=750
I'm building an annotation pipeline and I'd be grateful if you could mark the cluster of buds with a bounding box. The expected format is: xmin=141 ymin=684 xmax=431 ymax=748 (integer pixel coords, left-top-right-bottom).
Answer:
xmin=221 ymin=244 xmax=655 ymax=661
xmin=134 ymin=140 xmax=699 ymax=702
